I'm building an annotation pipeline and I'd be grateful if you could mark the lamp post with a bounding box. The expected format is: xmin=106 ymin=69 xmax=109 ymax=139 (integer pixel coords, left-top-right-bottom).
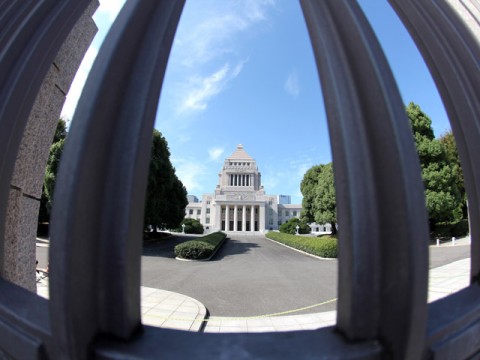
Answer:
xmin=296 ymin=225 xmax=299 ymax=235
xmin=182 ymin=223 xmax=185 ymax=234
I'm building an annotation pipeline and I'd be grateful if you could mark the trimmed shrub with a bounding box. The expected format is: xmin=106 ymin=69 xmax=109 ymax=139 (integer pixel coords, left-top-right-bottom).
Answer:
xmin=431 ymin=219 xmax=469 ymax=239
xmin=431 ymin=224 xmax=452 ymax=239
xmin=452 ymin=219 xmax=469 ymax=237
xmin=174 ymin=232 xmax=226 ymax=260
xmin=175 ymin=241 xmax=214 ymax=259
xmin=266 ymin=232 xmax=337 ymax=258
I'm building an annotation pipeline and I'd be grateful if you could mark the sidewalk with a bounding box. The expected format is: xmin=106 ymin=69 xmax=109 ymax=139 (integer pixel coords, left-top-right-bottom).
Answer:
xmin=37 ymin=280 xmax=206 ymax=332
xmin=36 ymin=257 xmax=470 ymax=333
xmin=203 ymin=257 xmax=471 ymax=333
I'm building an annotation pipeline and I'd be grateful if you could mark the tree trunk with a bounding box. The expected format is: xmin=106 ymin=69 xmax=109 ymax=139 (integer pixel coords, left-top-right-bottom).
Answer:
xmin=330 ymin=222 xmax=337 ymax=235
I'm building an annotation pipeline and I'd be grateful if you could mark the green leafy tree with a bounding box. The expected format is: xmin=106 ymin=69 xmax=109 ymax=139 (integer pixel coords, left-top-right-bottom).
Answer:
xmin=439 ymin=130 xmax=466 ymax=218
xmin=144 ymin=130 xmax=188 ymax=232
xmin=53 ymin=118 xmax=68 ymax=143
xmin=300 ymin=162 xmax=337 ymax=235
xmin=38 ymin=119 xmax=68 ymax=224
xmin=406 ymin=102 xmax=463 ymax=225
xmin=174 ymin=218 xmax=204 ymax=234
xmin=279 ymin=217 xmax=310 ymax=234
xmin=43 ymin=139 xmax=66 ymax=211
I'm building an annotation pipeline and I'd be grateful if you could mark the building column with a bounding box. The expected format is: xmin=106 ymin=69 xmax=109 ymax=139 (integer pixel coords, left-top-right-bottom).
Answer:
xmin=250 ymin=205 xmax=255 ymax=232
xmin=225 ymin=205 xmax=230 ymax=231
xmin=215 ymin=204 xmax=222 ymax=231
xmin=259 ymin=203 xmax=266 ymax=232
xmin=233 ymin=205 xmax=238 ymax=231
xmin=242 ymin=205 xmax=246 ymax=231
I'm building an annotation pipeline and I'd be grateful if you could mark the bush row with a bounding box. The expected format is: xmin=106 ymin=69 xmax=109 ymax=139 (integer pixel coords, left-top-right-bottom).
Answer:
xmin=174 ymin=232 xmax=226 ymax=260
xmin=431 ymin=219 xmax=469 ymax=239
xmin=265 ymin=232 xmax=337 ymax=258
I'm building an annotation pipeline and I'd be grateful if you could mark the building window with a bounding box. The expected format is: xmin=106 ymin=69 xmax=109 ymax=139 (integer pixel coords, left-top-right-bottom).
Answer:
xmin=293 ymin=210 xmax=297 ymax=216
xmin=189 ymin=209 xmax=193 ymax=215
xmin=206 ymin=208 xmax=210 ymax=214
xmin=268 ymin=200 xmax=273 ymax=206
xmin=269 ymin=208 xmax=273 ymax=215
xmin=286 ymin=211 xmax=290 ymax=217
xmin=197 ymin=209 xmax=201 ymax=215
xmin=206 ymin=217 xmax=210 ymax=224
xmin=278 ymin=221 xmax=282 ymax=225
xmin=269 ymin=218 xmax=273 ymax=225
xmin=207 ymin=200 xmax=210 ymax=205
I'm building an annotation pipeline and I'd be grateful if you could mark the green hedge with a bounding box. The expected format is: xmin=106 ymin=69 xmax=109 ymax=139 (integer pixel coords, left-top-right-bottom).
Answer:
xmin=431 ymin=219 xmax=469 ymax=239
xmin=266 ymin=232 xmax=337 ymax=258
xmin=174 ymin=232 xmax=226 ymax=260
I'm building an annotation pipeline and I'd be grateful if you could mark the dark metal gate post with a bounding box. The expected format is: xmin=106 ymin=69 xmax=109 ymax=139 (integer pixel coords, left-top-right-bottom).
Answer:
xmin=1 ymin=0 xmax=480 ymax=359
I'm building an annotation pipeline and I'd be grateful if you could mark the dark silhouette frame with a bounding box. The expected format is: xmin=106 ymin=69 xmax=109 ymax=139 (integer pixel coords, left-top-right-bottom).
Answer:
xmin=0 ymin=1 xmax=479 ymax=358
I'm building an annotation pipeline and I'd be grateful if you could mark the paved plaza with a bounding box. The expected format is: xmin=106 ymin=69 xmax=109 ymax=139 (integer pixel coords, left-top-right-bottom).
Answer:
xmin=37 ymin=235 xmax=472 ymax=333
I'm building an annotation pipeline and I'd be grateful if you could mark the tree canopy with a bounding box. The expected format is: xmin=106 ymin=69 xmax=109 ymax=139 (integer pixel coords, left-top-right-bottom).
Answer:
xmin=144 ymin=129 xmax=188 ymax=231
xmin=406 ymin=102 xmax=463 ymax=225
xmin=279 ymin=217 xmax=310 ymax=235
xmin=298 ymin=103 xmax=466 ymax=238
xmin=174 ymin=218 xmax=204 ymax=234
xmin=300 ymin=162 xmax=337 ymax=235
xmin=39 ymin=119 xmax=68 ymax=223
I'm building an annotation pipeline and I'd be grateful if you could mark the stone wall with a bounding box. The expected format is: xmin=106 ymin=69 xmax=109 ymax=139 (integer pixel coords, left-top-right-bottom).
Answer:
xmin=3 ymin=1 xmax=99 ymax=291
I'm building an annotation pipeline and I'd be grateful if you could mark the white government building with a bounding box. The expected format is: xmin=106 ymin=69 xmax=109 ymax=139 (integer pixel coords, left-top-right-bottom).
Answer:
xmin=185 ymin=144 xmax=332 ymax=234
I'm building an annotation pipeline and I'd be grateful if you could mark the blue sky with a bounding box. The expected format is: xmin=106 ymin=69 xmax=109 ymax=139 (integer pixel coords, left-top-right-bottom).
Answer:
xmin=62 ymin=0 xmax=451 ymax=204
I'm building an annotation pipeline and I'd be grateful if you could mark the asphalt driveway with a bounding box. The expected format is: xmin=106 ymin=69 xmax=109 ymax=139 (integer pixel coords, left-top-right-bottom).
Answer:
xmin=36 ymin=233 xmax=470 ymax=318
xmin=141 ymin=233 xmax=338 ymax=317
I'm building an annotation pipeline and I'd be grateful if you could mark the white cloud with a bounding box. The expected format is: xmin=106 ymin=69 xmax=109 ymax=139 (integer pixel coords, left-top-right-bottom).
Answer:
xmin=174 ymin=0 xmax=275 ymax=67
xmin=284 ymin=70 xmax=300 ymax=98
xmin=176 ymin=133 xmax=192 ymax=144
xmin=179 ymin=62 xmax=245 ymax=113
xmin=208 ymin=147 xmax=224 ymax=161
xmin=172 ymin=158 xmax=208 ymax=194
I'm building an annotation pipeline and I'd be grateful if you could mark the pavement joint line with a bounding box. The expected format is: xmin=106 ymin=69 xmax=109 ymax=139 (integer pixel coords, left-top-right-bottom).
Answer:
xmin=142 ymin=298 xmax=338 ymax=323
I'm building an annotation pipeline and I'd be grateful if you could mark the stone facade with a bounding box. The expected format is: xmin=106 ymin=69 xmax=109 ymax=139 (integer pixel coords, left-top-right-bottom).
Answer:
xmin=3 ymin=1 xmax=99 ymax=291
xmin=185 ymin=145 xmax=303 ymax=233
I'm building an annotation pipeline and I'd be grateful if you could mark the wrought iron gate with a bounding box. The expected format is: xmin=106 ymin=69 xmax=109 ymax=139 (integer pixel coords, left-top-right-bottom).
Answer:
xmin=0 ymin=1 xmax=479 ymax=358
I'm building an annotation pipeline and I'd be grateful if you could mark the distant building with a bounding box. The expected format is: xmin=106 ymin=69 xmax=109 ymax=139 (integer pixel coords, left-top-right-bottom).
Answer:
xmin=187 ymin=195 xmax=199 ymax=203
xmin=277 ymin=195 xmax=291 ymax=204
xmin=185 ymin=144 xmax=303 ymax=233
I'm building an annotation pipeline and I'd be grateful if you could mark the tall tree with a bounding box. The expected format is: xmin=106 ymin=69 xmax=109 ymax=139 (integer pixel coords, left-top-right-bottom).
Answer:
xmin=38 ymin=119 xmax=68 ymax=224
xmin=300 ymin=163 xmax=337 ymax=235
xmin=406 ymin=102 xmax=463 ymax=225
xmin=144 ymin=130 xmax=187 ymax=231
xmin=439 ymin=130 xmax=466 ymax=218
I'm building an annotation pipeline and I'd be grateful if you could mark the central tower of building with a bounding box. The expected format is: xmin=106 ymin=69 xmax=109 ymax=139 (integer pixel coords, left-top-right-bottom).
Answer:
xmin=184 ymin=144 xmax=303 ymax=233
xmin=213 ymin=144 xmax=266 ymax=231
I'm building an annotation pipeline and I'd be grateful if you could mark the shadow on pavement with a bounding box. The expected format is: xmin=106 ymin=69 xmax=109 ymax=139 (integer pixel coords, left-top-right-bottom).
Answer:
xmin=142 ymin=234 xmax=197 ymax=258
xmin=142 ymin=236 xmax=262 ymax=261
xmin=211 ymin=239 xmax=261 ymax=261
